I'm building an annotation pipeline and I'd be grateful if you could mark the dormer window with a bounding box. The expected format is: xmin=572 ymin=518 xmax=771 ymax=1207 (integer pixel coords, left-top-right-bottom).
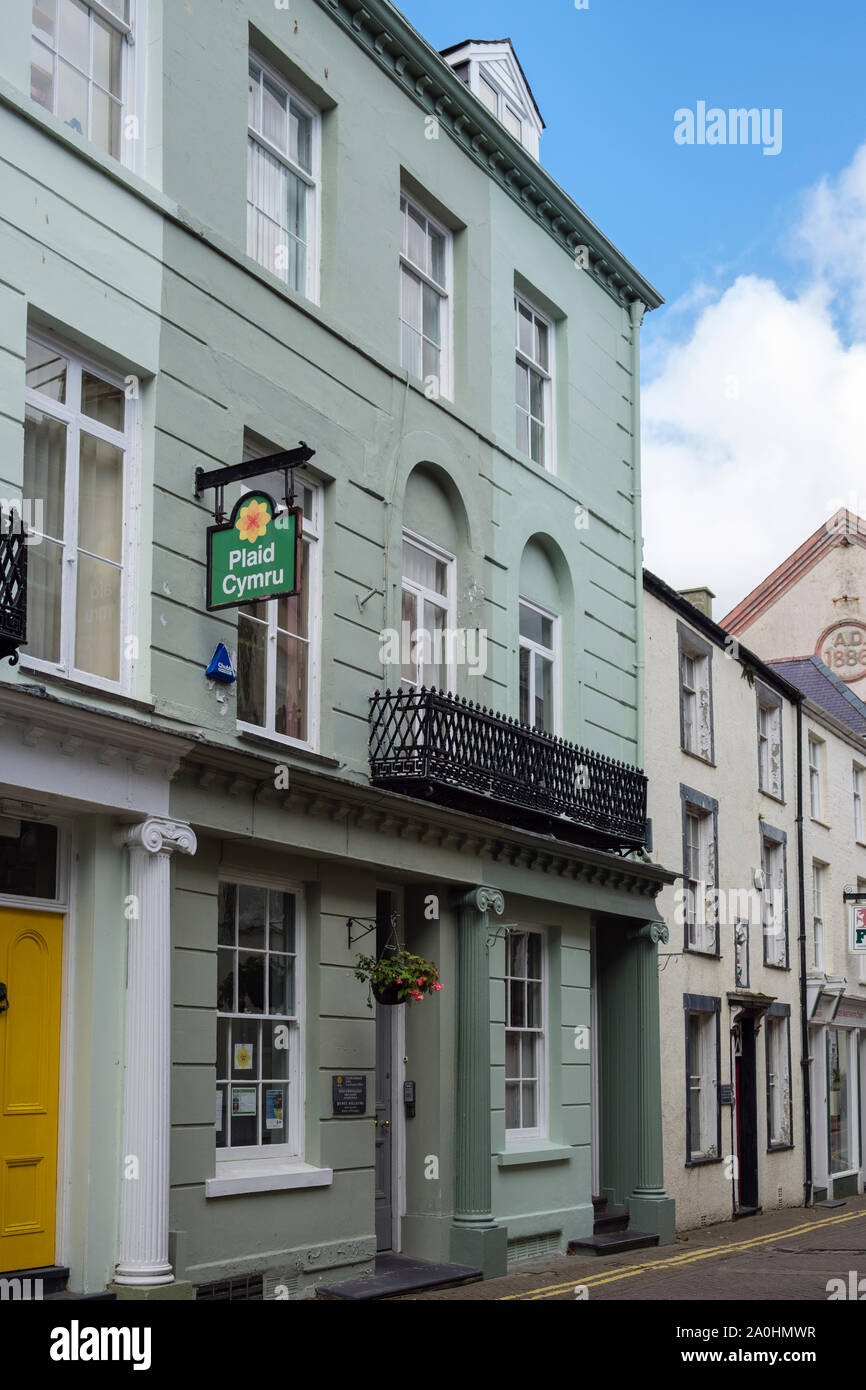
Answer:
xmin=479 ymin=73 xmax=498 ymax=115
xmin=504 ymin=107 xmax=522 ymax=141
xmin=440 ymin=39 xmax=544 ymax=161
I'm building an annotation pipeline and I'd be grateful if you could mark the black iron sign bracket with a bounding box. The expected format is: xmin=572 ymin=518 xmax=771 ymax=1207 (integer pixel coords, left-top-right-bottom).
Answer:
xmin=195 ymin=443 xmax=315 ymax=523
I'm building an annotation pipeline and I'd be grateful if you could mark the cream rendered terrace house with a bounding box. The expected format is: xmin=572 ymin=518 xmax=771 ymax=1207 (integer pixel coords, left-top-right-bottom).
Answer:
xmin=724 ymin=512 xmax=866 ymax=1201
xmin=643 ymin=573 xmax=806 ymax=1230
xmin=765 ymin=656 xmax=866 ymax=1202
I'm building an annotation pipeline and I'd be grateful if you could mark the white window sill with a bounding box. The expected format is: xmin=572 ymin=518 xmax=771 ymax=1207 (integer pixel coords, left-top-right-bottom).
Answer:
xmin=236 ymin=724 xmax=318 ymax=755
xmin=206 ymin=1160 xmax=333 ymax=1198
xmin=17 ymin=661 xmax=148 ymax=708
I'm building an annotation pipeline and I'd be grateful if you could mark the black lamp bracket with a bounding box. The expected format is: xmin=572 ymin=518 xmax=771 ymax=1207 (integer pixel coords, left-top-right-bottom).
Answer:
xmin=195 ymin=443 xmax=314 ymax=524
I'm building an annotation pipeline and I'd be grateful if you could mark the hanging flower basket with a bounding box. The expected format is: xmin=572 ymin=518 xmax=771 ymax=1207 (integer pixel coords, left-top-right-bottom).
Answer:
xmin=371 ymin=979 xmax=404 ymax=1006
xmin=354 ymin=947 xmax=442 ymax=1009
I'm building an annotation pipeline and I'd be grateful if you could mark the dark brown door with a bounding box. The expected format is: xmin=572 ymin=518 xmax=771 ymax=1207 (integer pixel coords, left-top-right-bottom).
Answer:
xmin=735 ymin=1019 xmax=759 ymax=1210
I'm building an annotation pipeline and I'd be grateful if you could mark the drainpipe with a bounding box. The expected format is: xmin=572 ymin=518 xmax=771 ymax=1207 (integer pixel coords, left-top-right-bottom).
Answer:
xmin=629 ymin=298 xmax=647 ymax=769
xmin=796 ymin=698 xmax=813 ymax=1207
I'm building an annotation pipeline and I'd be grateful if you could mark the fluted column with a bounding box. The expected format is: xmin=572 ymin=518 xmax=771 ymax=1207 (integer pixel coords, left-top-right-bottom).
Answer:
xmin=630 ymin=921 xmax=667 ymax=1194
xmin=450 ymin=886 xmax=507 ymax=1277
xmin=626 ymin=920 xmax=675 ymax=1242
xmin=113 ymin=817 xmax=197 ymax=1285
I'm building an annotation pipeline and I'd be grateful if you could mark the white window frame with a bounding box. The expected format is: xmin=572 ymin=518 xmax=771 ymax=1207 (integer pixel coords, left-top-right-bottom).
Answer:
xmin=518 ymin=596 xmax=560 ymax=735
xmin=757 ymin=702 xmax=769 ymax=787
xmin=400 ymin=529 xmax=456 ymax=694
xmin=504 ymin=926 xmax=547 ymax=1143
xmin=21 ymin=328 xmax=139 ymax=697
xmin=235 ymin=450 xmax=323 ymax=753
xmin=762 ymin=835 xmax=788 ymax=968
xmin=503 ymin=103 xmax=523 ymax=141
xmin=686 ymin=1007 xmax=719 ymax=1162
xmin=31 ymin=0 xmax=145 ymax=173
xmin=854 ymin=764 xmax=864 ymax=842
xmin=757 ymin=691 xmax=782 ymax=798
xmin=247 ymin=53 xmax=321 ymax=304
xmin=766 ymin=1013 xmax=792 ymax=1148
xmin=215 ymin=872 xmax=306 ymax=1166
xmin=681 ymin=652 xmax=698 ymax=750
xmin=808 ymin=735 xmax=823 ymax=820
xmin=514 ymin=293 xmax=555 ymax=472
xmin=478 ymin=71 xmax=499 ymax=116
xmin=811 ymin=862 xmax=826 ymax=972
xmin=678 ymin=626 xmax=713 ymax=761
xmin=684 ymin=807 xmax=716 ymax=955
xmin=399 ymin=192 xmax=453 ymax=400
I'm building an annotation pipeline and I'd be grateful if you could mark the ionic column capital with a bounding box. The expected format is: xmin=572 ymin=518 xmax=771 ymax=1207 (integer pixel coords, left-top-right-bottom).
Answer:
xmin=454 ymin=886 xmax=505 ymax=917
xmin=630 ymin=920 xmax=669 ymax=945
xmin=114 ymin=816 xmax=197 ymax=857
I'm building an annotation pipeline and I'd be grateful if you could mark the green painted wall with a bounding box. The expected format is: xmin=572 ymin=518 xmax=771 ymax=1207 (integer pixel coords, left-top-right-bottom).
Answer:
xmin=0 ymin=0 xmax=659 ymax=1291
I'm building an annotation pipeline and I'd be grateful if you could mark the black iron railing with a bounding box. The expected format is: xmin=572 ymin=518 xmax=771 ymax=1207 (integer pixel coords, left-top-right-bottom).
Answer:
xmin=0 ymin=511 xmax=27 ymax=665
xmin=369 ymin=686 xmax=647 ymax=851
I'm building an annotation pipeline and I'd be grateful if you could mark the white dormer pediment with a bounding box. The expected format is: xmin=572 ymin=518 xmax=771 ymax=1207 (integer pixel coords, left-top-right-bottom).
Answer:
xmin=441 ymin=39 xmax=544 ymax=161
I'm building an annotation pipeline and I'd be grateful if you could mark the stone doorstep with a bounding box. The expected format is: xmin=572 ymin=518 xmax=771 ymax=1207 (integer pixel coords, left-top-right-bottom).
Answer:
xmin=43 ymin=1290 xmax=117 ymax=1301
xmin=316 ymin=1253 xmax=482 ymax=1300
xmin=567 ymin=1231 xmax=659 ymax=1257
xmin=0 ymin=1264 xmax=69 ymax=1296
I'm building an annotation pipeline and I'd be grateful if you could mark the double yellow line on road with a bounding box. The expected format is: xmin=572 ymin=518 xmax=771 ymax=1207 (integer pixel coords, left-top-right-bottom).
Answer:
xmin=500 ymin=1208 xmax=866 ymax=1300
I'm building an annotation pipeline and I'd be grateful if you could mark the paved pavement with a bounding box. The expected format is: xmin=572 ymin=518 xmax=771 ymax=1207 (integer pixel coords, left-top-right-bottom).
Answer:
xmin=391 ymin=1196 xmax=866 ymax=1300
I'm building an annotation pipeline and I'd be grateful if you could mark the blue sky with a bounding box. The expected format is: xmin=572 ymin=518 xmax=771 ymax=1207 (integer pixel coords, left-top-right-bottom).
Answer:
xmin=399 ymin=0 xmax=866 ymax=614
xmin=400 ymin=0 xmax=864 ymax=333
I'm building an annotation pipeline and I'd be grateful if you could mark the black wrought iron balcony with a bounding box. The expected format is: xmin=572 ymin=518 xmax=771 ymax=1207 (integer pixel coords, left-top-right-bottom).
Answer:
xmin=0 ymin=512 xmax=27 ymax=665
xmin=369 ymin=686 xmax=647 ymax=852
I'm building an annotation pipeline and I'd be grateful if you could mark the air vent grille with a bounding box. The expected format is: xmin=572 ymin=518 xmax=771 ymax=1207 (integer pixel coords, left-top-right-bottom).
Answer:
xmin=196 ymin=1274 xmax=264 ymax=1301
xmin=507 ymin=1231 xmax=561 ymax=1262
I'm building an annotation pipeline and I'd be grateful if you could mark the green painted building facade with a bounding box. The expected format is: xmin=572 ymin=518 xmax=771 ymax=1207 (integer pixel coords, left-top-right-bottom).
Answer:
xmin=0 ymin=0 xmax=675 ymax=1297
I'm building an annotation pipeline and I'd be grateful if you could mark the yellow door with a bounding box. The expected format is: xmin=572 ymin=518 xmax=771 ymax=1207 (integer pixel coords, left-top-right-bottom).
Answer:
xmin=0 ymin=909 xmax=62 ymax=1272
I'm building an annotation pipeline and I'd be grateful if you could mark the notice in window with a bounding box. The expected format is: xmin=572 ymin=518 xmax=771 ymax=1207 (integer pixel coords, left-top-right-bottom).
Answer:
xmin=234 ymin=1042 xmax=254 ymax=1071
xmin=231 ymin=1086 xmax=256 ymax=1117
xmin=265 ymin=1089 xmax=284 ymax=1131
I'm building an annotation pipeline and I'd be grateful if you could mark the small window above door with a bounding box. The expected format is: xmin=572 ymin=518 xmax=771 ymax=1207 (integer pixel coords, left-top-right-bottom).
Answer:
xmin=0 ymin=819 xmax=59 ymax=899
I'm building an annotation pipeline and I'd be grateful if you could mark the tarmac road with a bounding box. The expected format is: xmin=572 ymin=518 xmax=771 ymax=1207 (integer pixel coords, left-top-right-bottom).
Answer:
xmin=391 ymin=1196 xmax=866 ymax=1301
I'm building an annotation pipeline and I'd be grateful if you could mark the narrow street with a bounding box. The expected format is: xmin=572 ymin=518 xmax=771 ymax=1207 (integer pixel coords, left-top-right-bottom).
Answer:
xmin=392 ymin=1197 xmax=866 ymax=1301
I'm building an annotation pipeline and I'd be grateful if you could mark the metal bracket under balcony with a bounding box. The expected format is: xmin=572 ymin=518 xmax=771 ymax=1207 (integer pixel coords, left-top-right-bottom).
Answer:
xmin=0 ymin=512 xmax=27 ymax=665
xmin=369 ymin=687 xmax=647 ymax=852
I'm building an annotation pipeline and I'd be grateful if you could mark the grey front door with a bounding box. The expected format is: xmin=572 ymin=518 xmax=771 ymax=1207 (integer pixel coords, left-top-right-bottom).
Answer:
xmin=374 ymin=889 xmax=394 ymax=1251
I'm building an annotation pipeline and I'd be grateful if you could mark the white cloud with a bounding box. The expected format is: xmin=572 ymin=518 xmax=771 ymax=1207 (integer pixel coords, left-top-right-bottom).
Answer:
xmin=641 ymin=142 xmax=866 ymax=622
xmin=795 ymin=143 xmax=866 ymax=332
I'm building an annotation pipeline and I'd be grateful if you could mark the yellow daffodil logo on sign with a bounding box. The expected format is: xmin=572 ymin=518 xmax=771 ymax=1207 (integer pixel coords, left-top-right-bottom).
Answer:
xmin=235 ymin=497 xmax=271 ymax=543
